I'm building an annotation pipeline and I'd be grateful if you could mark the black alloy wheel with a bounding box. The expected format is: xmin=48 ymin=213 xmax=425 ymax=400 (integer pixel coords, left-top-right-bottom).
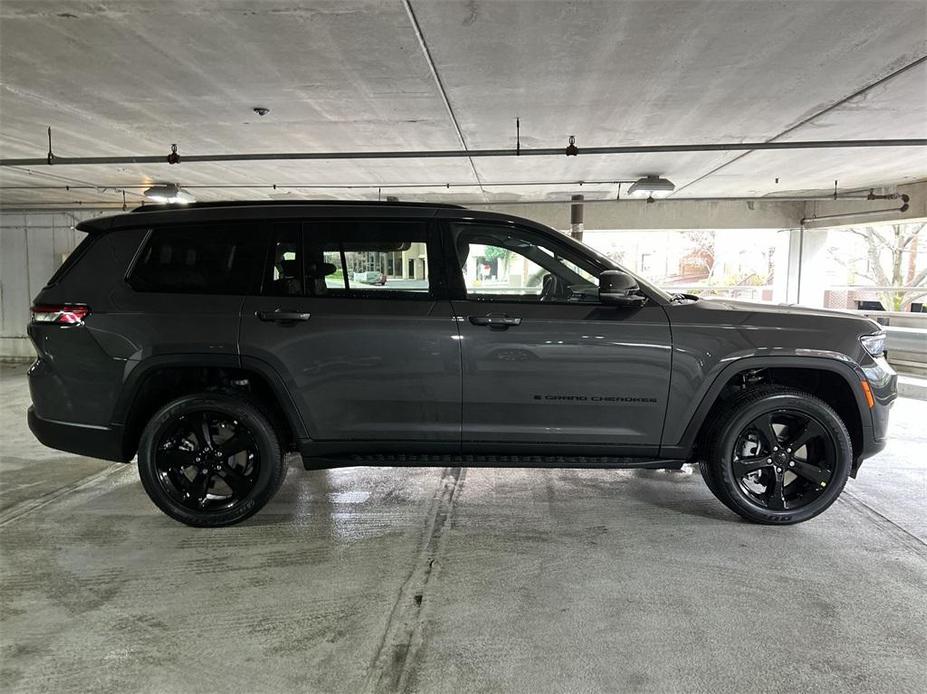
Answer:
xmin=138 ymin=394 xmax=286 ymax=527
xmin=154 ymin=410 xmax=261 ymax=512
xmin=731 ymin=410 xmax=835 ymax=511
xmin=703 ymin=386 xmax=852 ymax=524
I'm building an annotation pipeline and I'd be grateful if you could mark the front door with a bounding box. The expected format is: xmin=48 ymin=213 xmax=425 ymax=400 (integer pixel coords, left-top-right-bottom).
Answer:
xmin=447 ymin=222 xmax=672 ymax=451
xmin=239 ymin=219 xmax=460 ymax=443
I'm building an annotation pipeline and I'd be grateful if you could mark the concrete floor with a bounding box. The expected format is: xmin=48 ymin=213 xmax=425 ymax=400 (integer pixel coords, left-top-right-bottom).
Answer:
xmin=1 ymin=363 xmax=925 ymax=694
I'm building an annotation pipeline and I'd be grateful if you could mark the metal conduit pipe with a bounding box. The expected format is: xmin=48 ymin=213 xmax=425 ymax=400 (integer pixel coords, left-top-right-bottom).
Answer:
xmin=800 ymin=197 xmax=911 ymax=225
xmin=470 ymin=196 xmax=882 ymax=206
xmin=2 ymin=139 xmax=925 ymax=168
xmin=800 ymin=206 xmax=911 ymax=225
xmin=0 ymin=195 xmax=892 ymax=211
xmin=0 ymin=179 xmax=643 ymax=191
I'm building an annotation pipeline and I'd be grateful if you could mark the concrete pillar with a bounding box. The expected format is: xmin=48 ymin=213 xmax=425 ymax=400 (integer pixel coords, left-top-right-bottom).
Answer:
xmin=570 ymin=194 xmax=584 ymax=241
xmin=796 ymin=229 xmax=831 ymax=308
xmin=772 ymin=230 xmax=795 ymax=304
xmin=778 ymin=228 xmax=830 ymax=306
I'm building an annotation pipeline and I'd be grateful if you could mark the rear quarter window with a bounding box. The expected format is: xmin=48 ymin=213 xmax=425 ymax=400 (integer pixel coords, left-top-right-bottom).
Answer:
xmin=45 ymin=232 xmax=94 ymax=287
xmin=128 ymin=224 xmax=265 ymax=295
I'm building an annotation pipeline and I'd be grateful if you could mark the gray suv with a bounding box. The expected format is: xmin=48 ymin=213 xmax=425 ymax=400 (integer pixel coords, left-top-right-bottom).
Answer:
xmin=27 ymin=201 xmax=897 ymax=526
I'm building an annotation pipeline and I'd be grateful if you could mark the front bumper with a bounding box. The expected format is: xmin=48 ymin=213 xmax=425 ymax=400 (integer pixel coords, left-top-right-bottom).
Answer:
xmin=852 ymin=356 xmax=897 ymax=475
xmin=28 ymin=406 xmax=128 ymax=462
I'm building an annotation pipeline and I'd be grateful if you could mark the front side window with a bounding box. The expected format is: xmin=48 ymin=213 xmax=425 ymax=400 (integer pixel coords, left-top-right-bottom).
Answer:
xmin=129 ymin=224 xmax=264 ymax=295
xmin=451 ymin=223 xmax=600 ymax=303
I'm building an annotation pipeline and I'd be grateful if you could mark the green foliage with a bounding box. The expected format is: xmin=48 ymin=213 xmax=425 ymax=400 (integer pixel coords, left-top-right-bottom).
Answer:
xmin=483 ymin=246 xmax=511 ymax=261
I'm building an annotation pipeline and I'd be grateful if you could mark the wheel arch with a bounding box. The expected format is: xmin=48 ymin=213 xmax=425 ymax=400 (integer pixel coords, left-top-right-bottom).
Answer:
xmin=115 ymin=355 xmax=308 ymax=460
xmin=668 ymin=356 xmax=871 ymax=462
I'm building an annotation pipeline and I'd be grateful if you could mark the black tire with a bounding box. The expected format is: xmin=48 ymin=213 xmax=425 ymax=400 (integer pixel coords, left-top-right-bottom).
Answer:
xmin=138 ymin=393 xmax=286 ymax=527
xmin=703 ymin=386 xmax=852 ymax=524
xmin=697 ymin=459 xmax=725 ymax=504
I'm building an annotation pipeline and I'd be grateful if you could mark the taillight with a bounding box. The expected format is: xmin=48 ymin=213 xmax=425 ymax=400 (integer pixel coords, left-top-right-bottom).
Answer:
xmin=31 ymin=304 xmax=91 ymax=325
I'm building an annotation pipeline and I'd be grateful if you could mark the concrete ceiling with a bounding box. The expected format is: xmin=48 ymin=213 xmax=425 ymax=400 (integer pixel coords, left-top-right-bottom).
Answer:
xmin=0 ymin=0 xmax=925 ymax=208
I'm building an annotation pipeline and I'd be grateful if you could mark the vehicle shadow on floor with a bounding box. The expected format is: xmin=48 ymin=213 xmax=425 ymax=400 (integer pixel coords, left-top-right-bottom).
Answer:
xmin=244 ymin=464 xmax=742 ymax=528
xmin=625 ymin=468 xmax=741 ymax=523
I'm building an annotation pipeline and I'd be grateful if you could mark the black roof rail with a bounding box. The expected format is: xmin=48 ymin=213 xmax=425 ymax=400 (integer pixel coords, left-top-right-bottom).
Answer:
xmin=130 ymin=199 xmax=466 ymax=213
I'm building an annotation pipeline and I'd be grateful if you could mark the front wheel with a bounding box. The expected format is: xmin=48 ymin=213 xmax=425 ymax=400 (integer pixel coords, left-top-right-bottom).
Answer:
xmin=702 ymin=387 xmax=853 ymax=524
xmin=137 ymin=394 xmax=287 ymax=527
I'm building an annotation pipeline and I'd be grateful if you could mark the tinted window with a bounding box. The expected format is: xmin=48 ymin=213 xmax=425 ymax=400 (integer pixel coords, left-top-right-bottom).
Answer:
xmin=261 ymin=220 xmax=432 ymax=298
xmin=314 ymin=221 xmax=431 ymax=295
xmin=265 ymin=224 xmax=302 ymax=297
xmin=46 ymin=232 xmax=94 ymax=287
xmin=129 ymin=224 xmax=265 ymax=294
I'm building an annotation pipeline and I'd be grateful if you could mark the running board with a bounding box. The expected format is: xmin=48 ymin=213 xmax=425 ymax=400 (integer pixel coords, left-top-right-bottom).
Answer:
xmin=301 ymin=453 xmax=685 ymax=470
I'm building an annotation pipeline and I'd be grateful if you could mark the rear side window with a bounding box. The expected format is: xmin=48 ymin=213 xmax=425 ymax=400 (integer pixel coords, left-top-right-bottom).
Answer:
xmin=307 ymin=220 xmax=432 ymax=297
xmin=261 ymin=220 xmax=433 ymax=298
xmin=129 ymin=224 xmax=265 ymax=294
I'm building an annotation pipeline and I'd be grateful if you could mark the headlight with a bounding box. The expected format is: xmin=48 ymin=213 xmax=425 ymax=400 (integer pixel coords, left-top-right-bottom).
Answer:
xmin=860 ymin=332 xmax=886 ymax=357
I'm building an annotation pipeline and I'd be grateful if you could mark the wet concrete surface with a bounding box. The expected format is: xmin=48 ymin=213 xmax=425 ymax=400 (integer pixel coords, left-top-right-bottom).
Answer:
xmin=1 ymin=363 xmax=925 ymax=693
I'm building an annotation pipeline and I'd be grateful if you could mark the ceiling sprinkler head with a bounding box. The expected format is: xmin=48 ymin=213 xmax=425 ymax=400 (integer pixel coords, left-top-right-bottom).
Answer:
xmin=253 ymin=106 xmax=270 ymax=117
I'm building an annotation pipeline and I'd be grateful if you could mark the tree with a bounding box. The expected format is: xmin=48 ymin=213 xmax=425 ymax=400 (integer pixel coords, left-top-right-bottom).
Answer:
xmin=680 ymin=230 xmax=716 ymax=280
xmin=482 ymin=245 xmax=510 ymax=262
xmin=843 ymin=223 xmax=926 ymax=311
xmin=482 ymin=245 xmax=512 ymax=281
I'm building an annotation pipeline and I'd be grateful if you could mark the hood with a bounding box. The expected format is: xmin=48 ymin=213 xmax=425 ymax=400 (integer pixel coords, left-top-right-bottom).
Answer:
xmin=664 ymin=297 xmax=883 ymax=368
xmin=698 ymin=297 xmax=880 ymax=326
xmin=673 ymin=297 xmax=883 ymax=341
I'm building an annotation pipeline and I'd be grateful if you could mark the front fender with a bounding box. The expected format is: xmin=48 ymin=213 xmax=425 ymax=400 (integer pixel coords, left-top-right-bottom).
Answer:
xmin=662 ymin=352 xmax=871 ymax=456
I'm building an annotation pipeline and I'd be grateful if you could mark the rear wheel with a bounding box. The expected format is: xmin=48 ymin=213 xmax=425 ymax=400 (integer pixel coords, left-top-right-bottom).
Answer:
xmin=703 ymin=386 xmax=852 ymax=524
xmin=138 ymin=394 xmax=286 ymax=527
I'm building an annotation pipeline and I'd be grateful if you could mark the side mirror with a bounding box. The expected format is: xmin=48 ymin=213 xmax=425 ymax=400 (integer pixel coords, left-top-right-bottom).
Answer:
xmin=599 ymin=270 xmax=647 ymax=307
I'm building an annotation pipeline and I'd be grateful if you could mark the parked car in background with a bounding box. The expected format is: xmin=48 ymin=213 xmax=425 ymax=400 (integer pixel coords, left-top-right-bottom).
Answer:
xmin=353 ymin=270 xmax=387 ymax=286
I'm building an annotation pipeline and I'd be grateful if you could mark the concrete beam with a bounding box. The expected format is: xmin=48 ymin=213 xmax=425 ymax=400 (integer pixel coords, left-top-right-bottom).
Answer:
xmin=474 ymin=180 xmax=927 ymax=232
xmin=802 ymin=180 xmax=927 ymax=229
xmin=470 ymin=199 xmax=804 ymax=230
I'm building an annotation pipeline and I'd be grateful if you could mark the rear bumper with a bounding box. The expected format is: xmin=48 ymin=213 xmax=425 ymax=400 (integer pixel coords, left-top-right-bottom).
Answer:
xmin=28 ymin=406 xmax=128 ymax=462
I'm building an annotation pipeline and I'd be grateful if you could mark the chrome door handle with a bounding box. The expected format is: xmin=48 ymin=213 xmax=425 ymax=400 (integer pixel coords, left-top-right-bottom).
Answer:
xmin=256 ymin=309 xmax=311 ymax=322
xmin=469 ymin=314 xmax=522 ymax=329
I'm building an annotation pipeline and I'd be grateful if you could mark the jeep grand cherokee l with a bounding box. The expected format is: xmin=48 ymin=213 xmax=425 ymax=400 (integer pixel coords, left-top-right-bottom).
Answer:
xmin=27 ymin=201 xmax=896 ymax=526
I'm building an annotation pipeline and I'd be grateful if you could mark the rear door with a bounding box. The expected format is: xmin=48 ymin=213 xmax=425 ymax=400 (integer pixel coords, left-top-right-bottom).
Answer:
xmin=239 ymin=218 xmax=461 ymax=444
xmin=445 ymin=221 xmax=672 ymax=452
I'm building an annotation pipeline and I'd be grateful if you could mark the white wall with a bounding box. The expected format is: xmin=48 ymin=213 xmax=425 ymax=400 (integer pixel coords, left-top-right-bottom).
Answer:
xmin=0 ymin=211 xmax=102 ymax=359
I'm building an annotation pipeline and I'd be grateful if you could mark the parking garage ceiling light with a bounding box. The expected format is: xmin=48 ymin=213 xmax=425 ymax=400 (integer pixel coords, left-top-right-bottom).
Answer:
xmin=143 ymin=183 xmax=195 ymax=204
xmin=627 ymin=175 xmax=676 ymax=200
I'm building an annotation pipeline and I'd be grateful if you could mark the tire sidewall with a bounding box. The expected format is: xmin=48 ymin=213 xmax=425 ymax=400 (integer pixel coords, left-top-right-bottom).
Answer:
xmin=138 ymin=394 xmax=282 ymax=527
xmin=713 ymin=393 xmax=852 ymax=524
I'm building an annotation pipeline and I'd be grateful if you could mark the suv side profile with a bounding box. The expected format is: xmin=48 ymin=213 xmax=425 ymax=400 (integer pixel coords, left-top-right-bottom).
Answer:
xmin=27 ymin=202 xmax=896 ymax=527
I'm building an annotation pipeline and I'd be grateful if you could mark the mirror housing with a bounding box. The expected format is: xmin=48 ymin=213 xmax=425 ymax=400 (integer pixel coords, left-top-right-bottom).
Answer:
xmin=599 ymin=270 xmax=647 ymax=307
